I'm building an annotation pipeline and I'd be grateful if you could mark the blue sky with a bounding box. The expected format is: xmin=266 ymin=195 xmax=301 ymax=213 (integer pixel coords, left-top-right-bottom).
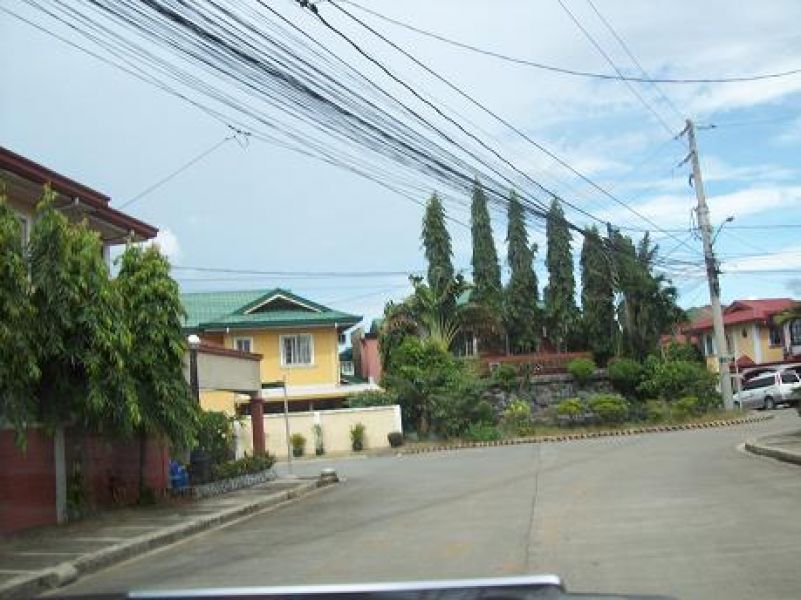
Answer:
xmin=2 ymin=0 xmax=800 ymax=326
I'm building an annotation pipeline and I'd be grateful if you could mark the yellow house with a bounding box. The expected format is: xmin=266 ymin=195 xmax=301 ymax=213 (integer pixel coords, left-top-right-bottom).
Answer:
xmin=686 ymin=298 xmax=801 ymax=376
xmin=183 ymin=288 xmax=377 ymax=414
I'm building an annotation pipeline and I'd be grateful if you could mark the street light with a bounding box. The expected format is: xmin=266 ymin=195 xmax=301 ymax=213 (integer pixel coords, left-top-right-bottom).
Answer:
xmin=187 ymin=334 xmax=201 ymax=404
xmin=712 ymin=215 xmax=735 ymax=245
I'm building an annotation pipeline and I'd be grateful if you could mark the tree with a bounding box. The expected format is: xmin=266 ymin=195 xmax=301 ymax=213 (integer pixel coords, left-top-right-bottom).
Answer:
xmin=470 ymin=180 xmax=502 ymax=312
xmin=504 ymin=191 xmax=541 ymax=353
xmin=380 ymin=274 xmax=497 ymax=356
xmin=609 ymin=229 xmax=684 ymax=360
xmin=29 ymin=189 xmax=138 ymax=435
xmin=580 ymin=226 xmax=616 ymax=364
xmin=116 ymin=244 xmax=199 ymax=494
xmin=421 ymin=193 xmax=454 ymax=295
xmin=544 ymin=198 xmax=580 ymax=351
xmin=0 ymin=191 xmax=39 ymax=444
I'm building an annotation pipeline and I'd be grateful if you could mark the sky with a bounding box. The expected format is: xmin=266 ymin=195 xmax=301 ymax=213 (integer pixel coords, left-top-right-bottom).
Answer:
xmin=2 ymin=0 xmax=800 ymax=328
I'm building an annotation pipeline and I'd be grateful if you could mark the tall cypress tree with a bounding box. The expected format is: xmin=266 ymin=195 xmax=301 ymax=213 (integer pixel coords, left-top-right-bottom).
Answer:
xmin=580 ymin=226 xmax=616 ymax=365
xmin=504 ymin=191 xmax=540 ymax=353
xmin=470 ymin=180 xmax=502 ymax=311
xmin=421 ymin=193 xmax=454 ymax=293
xmin=544 ymin=198 xmax=580 ymax=351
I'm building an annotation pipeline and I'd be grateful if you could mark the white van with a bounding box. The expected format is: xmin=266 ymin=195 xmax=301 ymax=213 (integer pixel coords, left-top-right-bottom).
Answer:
xmin=734 ymin=370 xmax=801 ymax=410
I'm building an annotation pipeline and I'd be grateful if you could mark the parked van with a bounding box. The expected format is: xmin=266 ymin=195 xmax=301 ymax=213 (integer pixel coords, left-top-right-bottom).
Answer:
xmin=733 ymin=370 xmax=801 ymax=410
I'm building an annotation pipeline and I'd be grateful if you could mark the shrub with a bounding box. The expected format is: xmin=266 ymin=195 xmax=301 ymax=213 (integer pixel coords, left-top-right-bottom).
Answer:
xmin=387 ymin=431 xmax=404 ymax=448
xmin=211 ymin=453 xmax=275 ymax=481
xmin=639 ymin=357 xmax=720 ymax=408
xmin=663 ymin=341 xmax=703 ymax=363
xmin=500 ymin=398 xmax=532 ymax=435
xmin=645 ymin=399 xmax=667 ymax=423
xmin=464 ymin=422 xmax=502 ymax=442
xmin=556 ymin=398 xmax=584 ymax=422
xmin=588 ymin=394 xmax=629 ymax=424
xmin=346 ymin=389 xmax=397 ymax=408
xmin=568 ymin=358 xmax=596 ymax=387
xmin=492 ymin=363 xmax=518 ymax=392
xmin=350 ymin=422 xmax=366 ymax=451
xmin=196 ymin=411 xmax=235 ymax=466
xmin=289 ymin=433 xmax=306 ymax=457
xmin=671 ymin=396 xmax=701 ymax=420
xmin=607 ymin=358 xmax=644 ymax=398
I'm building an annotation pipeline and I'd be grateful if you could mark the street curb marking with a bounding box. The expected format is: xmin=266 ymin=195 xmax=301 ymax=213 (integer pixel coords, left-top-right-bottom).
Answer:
xmin=398 ymin=414 xmax=774 ymax=456
xmin=0 ymin=479 xmax=334 ymax=600
xmin=744 ymin=437 xmax=801 ymax=466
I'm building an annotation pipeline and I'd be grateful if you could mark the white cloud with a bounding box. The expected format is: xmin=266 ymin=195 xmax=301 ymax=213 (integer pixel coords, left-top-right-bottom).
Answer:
xmin=147 ymin=227 xmax=181 ymax=262
xmin=600 ymin=184 xmax=801 ymax=229
xmin=723 ymin=244 xmax=801 ymax=273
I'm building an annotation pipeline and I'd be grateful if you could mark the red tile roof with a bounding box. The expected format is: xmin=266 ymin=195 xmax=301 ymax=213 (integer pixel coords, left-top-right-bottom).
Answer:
xmin=686 ymin=298 xmax=795 ymax=332
xmin=0 ymin=146 xmax=157 ymax=240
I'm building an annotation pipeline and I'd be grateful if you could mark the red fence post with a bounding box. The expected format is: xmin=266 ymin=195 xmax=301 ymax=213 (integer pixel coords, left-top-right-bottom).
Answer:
xmin=250 ymin=395 xmax=265 ymax=456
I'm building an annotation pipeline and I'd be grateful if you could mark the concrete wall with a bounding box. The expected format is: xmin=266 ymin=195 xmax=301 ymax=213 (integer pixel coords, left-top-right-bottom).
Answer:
xmin=220 ymin=326 xmax=340 ymax=387
xmin=236 ymin=405 xmax=402 ymax=459
xmin=0 ymin=426 xmax=168 ymax=535
xmin=360 ymin=337 xmax=382 ymax=382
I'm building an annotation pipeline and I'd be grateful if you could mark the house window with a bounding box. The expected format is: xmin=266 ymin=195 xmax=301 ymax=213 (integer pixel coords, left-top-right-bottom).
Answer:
xmin=234 ymin=337 xmax=253 ymax=353
xmin=769 ymin=326 xmax=782 ymax=347
xmin=704 ymin=334 xmax=714 ymax=356
xmin=791 ymin=320 xmax=801 ymax=346
xmin=726 ymin=334 xmax=734 ymax=355
xmin=281 ymin=334 xmax=313 ymax=366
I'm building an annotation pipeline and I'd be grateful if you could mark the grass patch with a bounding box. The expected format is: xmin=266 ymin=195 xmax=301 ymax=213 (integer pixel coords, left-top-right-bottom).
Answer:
xmin=402 ymin=409 xmax=751 ymax=450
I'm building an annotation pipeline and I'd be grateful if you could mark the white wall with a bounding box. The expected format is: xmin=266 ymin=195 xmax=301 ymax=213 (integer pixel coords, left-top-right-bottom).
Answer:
xmin=236 ymin=405 xmax=402 ymax=459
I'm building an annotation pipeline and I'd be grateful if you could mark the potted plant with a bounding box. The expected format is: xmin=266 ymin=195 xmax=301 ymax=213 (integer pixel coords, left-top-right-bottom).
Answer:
xmin=290 ymin=433 xmax=306 ymax=457
xmin=313 ymin=424 xmax=325 ymax=456
xmin=350 ymin=423 xmax=366 ymax=452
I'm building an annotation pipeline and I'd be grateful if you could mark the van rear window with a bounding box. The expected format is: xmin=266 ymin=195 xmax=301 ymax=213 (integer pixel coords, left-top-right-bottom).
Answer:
xmin=781 ymin=372 xmax=800 ymax=384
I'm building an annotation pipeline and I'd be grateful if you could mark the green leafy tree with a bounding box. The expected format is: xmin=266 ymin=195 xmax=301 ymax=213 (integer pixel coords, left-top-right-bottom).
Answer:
xmin=504 ymin=191 xmax=541 ymax=353
xmin=30 ymin=190 xmax=138 ymax=434
xmin=609 ymin=230 xmax=685 ymax=359
xmin=116 ymin=244 xmax=199 ymax=493
xmin=470 ymin=180 xmax=502 ymax=312
xmin=0 ymin=191 xmax=39 ymax=443
xmin=421 ymin=193 xmax=454 ymax=296
xmin=544 ymin=198 xmax=580 ymax=351
xmin=380 ymin=275 xmax=497 ymax=355
xmin=580 ymin=226 xmax=616 ymax=364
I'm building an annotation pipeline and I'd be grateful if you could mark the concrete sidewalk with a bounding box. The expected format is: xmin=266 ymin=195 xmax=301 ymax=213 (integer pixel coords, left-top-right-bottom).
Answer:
xmin=745 ymin=427 xmax=801 ymax=465
xmin=0 ymin=477 xmax=333 ymax=599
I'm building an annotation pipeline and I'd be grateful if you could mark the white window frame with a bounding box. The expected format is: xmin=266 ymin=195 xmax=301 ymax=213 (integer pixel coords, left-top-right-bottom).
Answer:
xmin=233 ymin=336 xmax=254 ymax=353
xmin=280 ymin=333 xmax=314 ymax=367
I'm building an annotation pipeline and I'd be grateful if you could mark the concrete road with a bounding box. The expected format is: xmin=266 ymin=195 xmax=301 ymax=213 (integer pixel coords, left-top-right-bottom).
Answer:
xmin=55 ymin=410 xmax=801 ymax=600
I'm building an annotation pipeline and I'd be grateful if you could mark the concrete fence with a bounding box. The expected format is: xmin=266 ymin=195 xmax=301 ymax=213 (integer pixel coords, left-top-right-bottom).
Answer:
xmin=235 ymin=405 xmax=402 ymax=459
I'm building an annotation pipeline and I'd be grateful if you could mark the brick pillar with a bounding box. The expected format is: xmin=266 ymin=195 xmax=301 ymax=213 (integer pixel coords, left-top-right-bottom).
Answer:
xmin=250 ymin=395 xmax=265 ymax=456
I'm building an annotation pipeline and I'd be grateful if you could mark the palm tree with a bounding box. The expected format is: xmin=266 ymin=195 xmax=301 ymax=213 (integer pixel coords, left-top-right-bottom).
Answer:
xmin=382 ymin=274 xmax=499 ymax=353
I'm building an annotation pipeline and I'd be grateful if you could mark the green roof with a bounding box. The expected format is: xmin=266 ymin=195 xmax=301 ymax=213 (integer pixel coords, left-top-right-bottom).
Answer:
xmin=182 ymin=288 xmax=361 ymax=331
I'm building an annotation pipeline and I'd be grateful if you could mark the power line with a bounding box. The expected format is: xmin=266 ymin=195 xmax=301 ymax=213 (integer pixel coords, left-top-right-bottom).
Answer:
xmin=583 ymin=0 xmax=684 ymax=122
xmin=118 ymin=133 xmax=240 ymax=209
xmin=555 ymin=0 xmax=677 ymax=137
xmin=338 ymin=0 xmax=801 ymax=84
xmin=171 ymin=265 xmax=423 ymax=278
xmin=320 ymin=0 xmax=702 ymax=256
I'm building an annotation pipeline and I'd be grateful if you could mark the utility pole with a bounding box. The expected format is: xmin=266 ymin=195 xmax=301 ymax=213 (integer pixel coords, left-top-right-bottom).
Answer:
xmin=683 ymin=119 xmax=734 ymax=410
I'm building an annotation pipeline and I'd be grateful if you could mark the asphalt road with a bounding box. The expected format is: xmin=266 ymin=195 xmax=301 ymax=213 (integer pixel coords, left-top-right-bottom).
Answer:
xmin=55 ymin=410 xmax=801 ymax=600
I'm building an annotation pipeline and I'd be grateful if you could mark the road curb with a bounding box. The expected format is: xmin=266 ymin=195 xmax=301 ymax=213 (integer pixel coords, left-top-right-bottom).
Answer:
xmin=744 ymin=437 xmax=801 ymax=466
xmin=0 ymin=479 xmax=333 ymax=600
xmin=398 ymin=414 xmax=774 ymax=456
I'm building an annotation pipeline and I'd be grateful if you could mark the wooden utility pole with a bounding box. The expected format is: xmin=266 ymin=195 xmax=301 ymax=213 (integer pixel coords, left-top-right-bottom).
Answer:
xmin=684 ymin=119 xmax=734 ymax=410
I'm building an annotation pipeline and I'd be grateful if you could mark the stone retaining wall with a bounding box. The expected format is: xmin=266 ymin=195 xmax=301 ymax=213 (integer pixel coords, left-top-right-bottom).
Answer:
xmin=188 ymin=469 xmax=276 ymax=499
